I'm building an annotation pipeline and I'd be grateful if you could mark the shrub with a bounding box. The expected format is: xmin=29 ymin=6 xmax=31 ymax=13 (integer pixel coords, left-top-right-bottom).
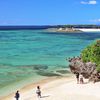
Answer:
xmin=81 ymin=40 xmax=100 ymax=71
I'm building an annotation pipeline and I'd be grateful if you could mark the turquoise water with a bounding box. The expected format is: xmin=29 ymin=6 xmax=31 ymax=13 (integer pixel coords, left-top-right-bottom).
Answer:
xmin=0 ymin=30 xmax=100 ymax=95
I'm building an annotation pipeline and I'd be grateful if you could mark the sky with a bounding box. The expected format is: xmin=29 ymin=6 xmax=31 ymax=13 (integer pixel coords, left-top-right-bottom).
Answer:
xmin=0 ymin=0 xmax=100 ymax=25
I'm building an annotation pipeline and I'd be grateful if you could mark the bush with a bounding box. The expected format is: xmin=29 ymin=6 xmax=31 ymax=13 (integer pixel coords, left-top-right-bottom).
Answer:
xmin=81 ymin=40 xmax=100 ymax=71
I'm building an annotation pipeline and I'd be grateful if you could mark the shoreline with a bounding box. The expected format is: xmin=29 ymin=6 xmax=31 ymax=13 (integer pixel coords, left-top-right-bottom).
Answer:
xmin=45 ymin=28 xmax=100 ymax=33
xmin=1 ymin=74 xmax=100 ymax=100
xmin=0 ymin=74 xmax=46 ymax=98
xmin=0 ymin=63 xmax=71 ymax=99
xmin=0 ymin=74 xmax=73 ymax=100
xmin=77 ymin=28 xmax=100 ymax=32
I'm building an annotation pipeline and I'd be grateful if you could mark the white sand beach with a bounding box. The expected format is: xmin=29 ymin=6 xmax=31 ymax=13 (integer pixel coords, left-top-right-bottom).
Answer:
xmin=78 ymin=28 xmax=100 ymax=32
xmin=1 ymin=75 xmax=100 ymax=100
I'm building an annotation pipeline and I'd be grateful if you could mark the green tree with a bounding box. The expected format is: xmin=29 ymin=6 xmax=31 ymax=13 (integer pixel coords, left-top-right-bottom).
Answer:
xmin=81 ymin=40 xmax=100 ymax=71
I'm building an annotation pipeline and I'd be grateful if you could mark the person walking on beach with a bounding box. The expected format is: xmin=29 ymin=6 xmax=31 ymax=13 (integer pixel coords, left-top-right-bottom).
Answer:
xmin=76 ymin=72 xmax=79 ymax=84
xmin=15 ymin=91 xmax=20 ymax=100
xmin=36 ymin=86 xmax=41 ymax=98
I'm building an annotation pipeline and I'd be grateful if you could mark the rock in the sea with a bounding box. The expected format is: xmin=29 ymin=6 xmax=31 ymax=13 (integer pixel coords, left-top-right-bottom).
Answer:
xmin=36 ymin=71 xmax=61 ymax=77
xmin=33 ymin=65 xmax=48 ymax=70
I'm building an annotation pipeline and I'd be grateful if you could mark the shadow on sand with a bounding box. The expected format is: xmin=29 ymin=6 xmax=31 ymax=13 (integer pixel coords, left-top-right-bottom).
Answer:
xmin=41 ymin=95 xmax=50 ymax=98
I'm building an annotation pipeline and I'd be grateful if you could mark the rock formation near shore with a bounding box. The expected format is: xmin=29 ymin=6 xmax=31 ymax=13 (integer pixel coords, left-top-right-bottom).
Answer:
xmin=68 ymin=40 xmax=100 ymax=82
xmin=68 ymin=57 xmax=100 ymax=82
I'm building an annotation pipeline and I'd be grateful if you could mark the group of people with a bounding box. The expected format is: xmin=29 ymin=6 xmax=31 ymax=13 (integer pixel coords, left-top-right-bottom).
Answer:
xmin=14 ymin=73 xmax=84 ymax=100
xmin=15 ymin=86 xmax=41 ymax=100
xmin=76 ymin=73 xmax=84 ymax=84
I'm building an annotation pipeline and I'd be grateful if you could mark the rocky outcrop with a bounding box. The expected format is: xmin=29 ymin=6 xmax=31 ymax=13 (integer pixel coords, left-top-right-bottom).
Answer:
xmin=68 ymin=57 xmax=100 ymax=82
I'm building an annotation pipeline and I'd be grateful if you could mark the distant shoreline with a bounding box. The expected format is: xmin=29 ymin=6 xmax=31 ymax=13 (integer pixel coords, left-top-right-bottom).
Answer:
xmin=77 ymin=28 xmax=100 ymax=32
xmin=0 ymin=25 xmax=100 ymax=31
xmin=45 ymin=28 xmax=82 ymax=33
xmin=45 ymin=28 xmax=100 ymax=33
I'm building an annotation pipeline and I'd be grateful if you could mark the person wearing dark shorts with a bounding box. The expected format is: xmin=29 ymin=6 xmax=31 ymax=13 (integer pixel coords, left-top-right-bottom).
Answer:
xmin=36 ymin=86 xmax=41 ymax=98
xmin=15 ymin=91 xmax=20 ymax=100
xmin=76 ymin=73 xmax=79 ymax=84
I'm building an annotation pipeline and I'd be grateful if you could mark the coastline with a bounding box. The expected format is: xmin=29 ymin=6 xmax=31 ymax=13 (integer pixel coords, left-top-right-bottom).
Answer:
xmin=77 ymin=28 xmax=100 ymax=32
xmin=1 ymin=74 xmax=100 ymax=100
xmin=44 ymin=28 xmax=82 ymax=33
xmin=0 ymin=67 xmax=72 ymax=99
xmin=45 ymin=28 xmax=100 ymax=33
xmin=0 ymin=74 xmax=73 ymax=100
xmin=0 ymin=75 xmax=45 ymax=98
xmin=0 ymin=30 xmax=99 ymax=100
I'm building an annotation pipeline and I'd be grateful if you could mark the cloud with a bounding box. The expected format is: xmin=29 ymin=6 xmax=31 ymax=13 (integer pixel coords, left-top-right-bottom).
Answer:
xmin=90 ymin=19 xmax=100 ymax=22
xmin=81 ymin=0 xmax=97 ymax=5
xmin=89 ymin=0 xmax=97 ymax=4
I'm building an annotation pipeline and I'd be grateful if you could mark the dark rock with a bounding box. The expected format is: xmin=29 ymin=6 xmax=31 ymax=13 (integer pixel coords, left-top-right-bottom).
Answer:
xmin=36 ymin=71 xmax=61 ymax=77
xmin=68 ymin=57 xmax=100 ymax=82
xmin=56 ymin=70 xmax=70 ymax=74
xmin=18 ymin=65 xmax=48 ymax=70
xmin=33 ymin=65 xmax=48 ymax=70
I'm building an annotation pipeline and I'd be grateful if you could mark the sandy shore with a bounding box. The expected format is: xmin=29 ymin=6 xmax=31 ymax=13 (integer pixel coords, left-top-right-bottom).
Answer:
xmin=1 ymin=75 xmax=100 ymax=100
xmin=77 ymin=28 xmax=100 ymax=32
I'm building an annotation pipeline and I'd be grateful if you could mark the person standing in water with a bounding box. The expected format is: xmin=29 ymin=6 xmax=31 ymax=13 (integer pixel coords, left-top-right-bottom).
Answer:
xmin=15 ymin=91 xmax=20 ymax=100
xmin=36 ymin=86 xmax=41 ymax=98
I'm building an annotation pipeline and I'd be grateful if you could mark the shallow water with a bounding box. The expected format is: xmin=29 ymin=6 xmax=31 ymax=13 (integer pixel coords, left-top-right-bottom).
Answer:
xmin=0 ymin=30 xmax=100 ymax=94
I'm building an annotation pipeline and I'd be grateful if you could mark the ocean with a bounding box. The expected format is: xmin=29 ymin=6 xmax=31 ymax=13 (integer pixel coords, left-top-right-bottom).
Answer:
xmin=0 ymin=30 xmax=100 ymax=96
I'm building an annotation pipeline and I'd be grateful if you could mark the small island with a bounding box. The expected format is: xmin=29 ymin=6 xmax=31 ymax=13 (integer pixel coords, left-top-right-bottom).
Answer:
xmin=45 ymin=25 xmax=100 ymax=33
xmin=48 ymin=27 xmax=82 ymax=33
